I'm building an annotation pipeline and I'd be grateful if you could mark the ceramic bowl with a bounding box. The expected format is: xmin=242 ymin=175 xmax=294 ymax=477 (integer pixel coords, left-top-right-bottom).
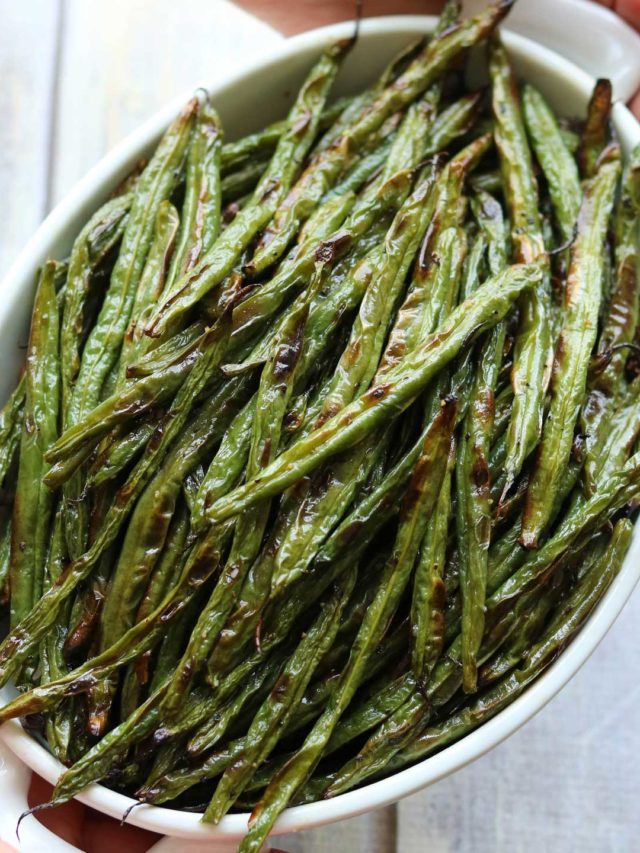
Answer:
xmin=1 ymin=15 xmax=640 ymax=853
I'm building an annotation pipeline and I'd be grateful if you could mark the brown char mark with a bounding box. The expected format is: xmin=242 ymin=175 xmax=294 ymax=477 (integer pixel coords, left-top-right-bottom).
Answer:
xmin=315 ymin=231 xmax=353 ymax=265
xmin=272 ymin=314 xmax=306 ymax=381
xmin=402 ymin=396 xmax=457 ymax=513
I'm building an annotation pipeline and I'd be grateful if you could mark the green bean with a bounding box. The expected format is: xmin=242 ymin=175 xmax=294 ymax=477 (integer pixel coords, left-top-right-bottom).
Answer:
xmin=578 ymin=78 xmax=613 ymax=179
xmin=151 ymin=674 xmax=244 ymax=748
xmin=470 ymin=170 xmax=502 ymax=195
xmin=492 ymin=384 xmax=513 ymax=442
xmin=245 ymin=667 xmax=415 ymax=803
xmin=10 ymin=262 xmax=60 ymax=632
xmin=326 ymin=487 xmax=631 ymax=795
xmin=50 ymin=683 xmax=170 ymax=806
xmin=0 ymin=376 xmax=25 ymax=485
xmin=170 ymin=623 xmax=406 ymax=803
xmin=426 ymin=92 xmax=483 ymax=156
xmin=88 ymin=372 xmax=247 ymax=731
xmin=146 ymin=41 xmax=351 ymax=337
xmin=227 ymin=188 xmax=358 ymax=366
xmin=188 ymin=652 xmax=287 ymax=760
xmin=221 ymin=158 xmax=268 ymax=203
xmin=313 ymin=169 xmax=438 ymax=429
xmin=227 ymin=114 xmax=432 ymax=383
xmin=296 ymin=610 xmax=407 ymax=727
xmin=317 ymin=36 xmax=435 ymax=156
xmin=377 ymin=135 xmax=492 ymax=378
xmin=220 ymin=97 xmax=351 ymax=172
xmin=206 ymin=163 xmax=442 ymax=676
xmin=397 ymin=197 xmax=485 ymax=685
xmin=325 ymin=444 xmax=640 ymax=796
xmin=0 ymin=522 xmax=233 ymax=724
xmin=60 ymin=194 xmax=131 ymax=415
xmin=237 ymin=0 xmax=510 ymax=289
xmin=161 ymin=271 xmax=314 ymax=719
xmin=172 ymin=101 xmax=223 ymax=282
xmin=522 ymin=159 xmax=620 ymax=547
xmin=326 ymin=669 xmax=415 ymax=759
xmin=385 ymin=520 xmax=630 ymax=775
xmin=582 ymin=146 xmax=640 ymax=493
xmin=67 ymin=99 xmax=196 ymax=427
xmin=150 ymin=589 xmax=200 ymax=694
xmin=522 ymin=84 xmax=581 ymax=242
xmin=125 ymin=321 xmax=204 ymax=378
xmin=4 ymin=16 xmax=639 ymax=834
xmin=238 ymin=396 xmax=457 ymax=850
xmin=208 ymin=167 xmax=450 ymax=677
xmin=204 ymin=567 xmax=356 ymax=821
xmin=489 ymin=36 xmax=551 ymax=498
xmin=248 ymin=76 xmax=423 ymax=273
xmin=205 ymin=263 xmax=541 ymax=524
xmin=47 ymin=337 xmax=202 ymax=470
xmin=559 ymin=125 xmax=580 ymax=155
xmin=191 ymin=398 xmax=254 ymax=530
xmin=410 ymin=438 xmax=454 ymax=680
xmin=0 ymin=509 xmax=11 ymax=606
xmin=600 ymin=144 xmax=640 ymax=380
xmin=0 ymin=308 xmax=236 ymax=688
xmin=41 ymin=506 xmax=74 ymax=762
xmin=120 ymin=200 xmax=180 ymax=367
xmin=456 ymin=190 xmax=507 ymax=692
xmin=119 ymin=502 xmax=191 ymax=719
xmin=137 ymin=735 xmax=244 ymax=804
xmin=588 ymin=377 xmax=640 ymax=488
xmin=86 ymin=415 xmax=159 ymax=487
xmin=61 ymin=102 xmax=196 ymax=561
xmin=495 ymin=450 xmax=640 ymax=614
xmin=220 ymin=125 xmax=284 ymax=173
xmin=475 ymin=569 xmax=567 ymax=688
xmin=322 ymin=136 xmax=395 ymax=202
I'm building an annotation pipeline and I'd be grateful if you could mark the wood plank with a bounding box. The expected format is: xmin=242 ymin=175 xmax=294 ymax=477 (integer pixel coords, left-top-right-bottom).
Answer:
xmin=50 ymin=0 xmax=281 ymax=205
xmin=0 ymin=0 xmax=61 ymax=279
xmin=273 ymin=806 xmax=397 ymax=853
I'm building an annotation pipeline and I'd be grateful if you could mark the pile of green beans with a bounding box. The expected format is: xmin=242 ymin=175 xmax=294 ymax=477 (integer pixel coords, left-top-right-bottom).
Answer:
xmin=1 ymin=1 xmax=639 ymax=849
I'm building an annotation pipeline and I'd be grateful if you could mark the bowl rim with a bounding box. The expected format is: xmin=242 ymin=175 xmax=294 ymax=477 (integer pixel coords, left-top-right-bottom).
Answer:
xmin=1 ymin=13 xmax=640 ymax=842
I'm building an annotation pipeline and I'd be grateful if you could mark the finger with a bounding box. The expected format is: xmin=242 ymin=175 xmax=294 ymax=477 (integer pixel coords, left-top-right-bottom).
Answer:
xmin=80 ymin=812 xmax=161 ymax=853
xmin=630 ymin=89 xmax=640 ymax=118
xmin=27 ymin=775 xmax=86 ymax=849
xmin=27 ymin=774 xmax=160 ymax=853
xmin=0 ymin=843 xmax=19 ymax=853
xmin=614 ymin=0 xmax=640 ymax=29
xmin=233 ymin=0 xmax=445 ymax=35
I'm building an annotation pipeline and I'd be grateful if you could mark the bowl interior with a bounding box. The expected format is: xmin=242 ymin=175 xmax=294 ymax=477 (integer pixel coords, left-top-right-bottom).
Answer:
xmin=1 ymin=16 xmax=640 ymax=843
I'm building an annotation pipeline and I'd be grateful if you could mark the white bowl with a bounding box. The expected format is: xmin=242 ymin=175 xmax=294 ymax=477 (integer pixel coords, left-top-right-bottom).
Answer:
xmin=1 ymin=15 xmax=640 ymax=853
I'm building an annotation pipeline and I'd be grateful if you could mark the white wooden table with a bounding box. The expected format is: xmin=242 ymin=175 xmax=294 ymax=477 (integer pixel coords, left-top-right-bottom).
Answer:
xmin=1 ymin=2 xmax=639 ymax=851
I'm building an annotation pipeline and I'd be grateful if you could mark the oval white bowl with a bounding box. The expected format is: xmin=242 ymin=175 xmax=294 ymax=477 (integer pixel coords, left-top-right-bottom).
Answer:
xmin=1 ymin=15 xmax=640 ymax=848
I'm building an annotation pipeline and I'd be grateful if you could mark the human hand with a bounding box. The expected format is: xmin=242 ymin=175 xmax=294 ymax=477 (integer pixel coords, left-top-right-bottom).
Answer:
xmin=0 ymin=775 xmax=158 ymax=853
xmin=233 ymin=0 xmax=640 ymax=117
xmin=0 ymin=776 xmax=289 ymax=852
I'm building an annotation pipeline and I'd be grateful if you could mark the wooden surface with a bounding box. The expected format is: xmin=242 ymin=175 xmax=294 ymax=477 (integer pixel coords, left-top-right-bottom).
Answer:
xmin=0 ymin=2 xmax=639 ymax=851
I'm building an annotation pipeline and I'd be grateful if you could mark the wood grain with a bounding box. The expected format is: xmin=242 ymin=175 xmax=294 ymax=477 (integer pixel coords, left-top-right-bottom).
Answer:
xmin=0 ymin=0 xmax=62 ymax=279
xmin=49 ymin=0 xmax=279 ymax=206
